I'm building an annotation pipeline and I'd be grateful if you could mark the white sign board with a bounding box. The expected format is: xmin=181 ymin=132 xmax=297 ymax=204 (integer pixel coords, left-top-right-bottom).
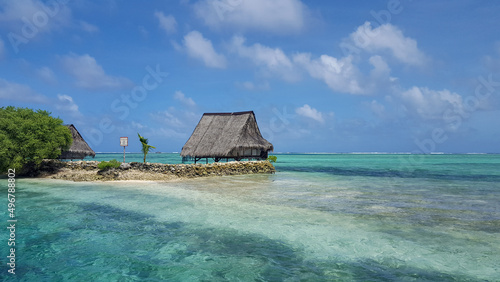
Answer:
xmin=120 ymin=137 xmax=128 ymax=147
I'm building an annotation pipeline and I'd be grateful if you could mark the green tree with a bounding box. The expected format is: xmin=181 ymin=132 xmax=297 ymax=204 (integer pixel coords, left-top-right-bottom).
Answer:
xmin=138 ymin=133 xmax=155 ymax=163
xmin=0 ymin=107 xmax=72 ymax=174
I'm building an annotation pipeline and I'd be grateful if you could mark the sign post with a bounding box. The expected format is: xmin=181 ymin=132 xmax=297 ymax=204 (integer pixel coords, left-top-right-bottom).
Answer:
xmin=120 ymin=137 xmax=128 ymax=163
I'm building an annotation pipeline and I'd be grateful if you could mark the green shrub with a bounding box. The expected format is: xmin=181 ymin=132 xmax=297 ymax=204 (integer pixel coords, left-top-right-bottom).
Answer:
xmin=98 ymin=159 xmax=121 ymax=170
xmin=0 ymin=107 xmax=72 ymax=174
xmin=267 ymin=155 xmax=277 ymax=163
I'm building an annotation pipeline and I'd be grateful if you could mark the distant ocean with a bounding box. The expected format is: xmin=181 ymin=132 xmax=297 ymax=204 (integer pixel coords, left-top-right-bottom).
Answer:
xmin=1 ymin=153 xmax=499 ymax=280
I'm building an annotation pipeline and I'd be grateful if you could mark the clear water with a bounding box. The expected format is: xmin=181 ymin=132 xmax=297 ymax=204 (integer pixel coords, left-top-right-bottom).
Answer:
xmin=1 ymin=154 xmax=499 ymax=281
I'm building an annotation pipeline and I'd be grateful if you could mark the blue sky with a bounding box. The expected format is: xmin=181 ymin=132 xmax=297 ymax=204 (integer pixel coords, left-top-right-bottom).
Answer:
xmin=1 ymin=0 xmax=499 ymax=153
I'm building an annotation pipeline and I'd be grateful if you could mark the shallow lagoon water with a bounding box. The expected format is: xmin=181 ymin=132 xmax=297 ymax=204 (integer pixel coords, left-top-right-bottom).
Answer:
xmin=1 ymin=154 xmax=499 ymax=280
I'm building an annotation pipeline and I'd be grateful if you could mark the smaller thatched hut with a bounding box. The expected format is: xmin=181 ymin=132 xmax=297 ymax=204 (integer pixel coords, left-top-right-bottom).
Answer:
xmin=181 ymin=111 xmax=273 ymax=163
xmin=58 ymin=124 xmax=96 ymax=160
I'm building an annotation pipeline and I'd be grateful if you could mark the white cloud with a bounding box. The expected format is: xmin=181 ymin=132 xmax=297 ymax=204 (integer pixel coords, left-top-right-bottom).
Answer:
xmin=55 ymin=94 xmax=82 ymax=118
xmin=296 ymin=104 xmax=324 ymax=123
xmin=241 ymin=81 xmax=256 ymax=90
xmin=60 ymin=53 xmax=132 ymax=90
xmin=369 ymin=100 xmax=386 ymax=118
xmin=294 ymin=53 xmax=364 ymax=94
xmin=154 ymin=11 xmax=177 ymax=34
xmin=150 ymin=107 xmax=199 ymax=134
xmin=230 ymin=36 xmax=292 ymax=68
xmin=230 ymin=36 xmax=298 ymax=81
xmin=482 ymin=45 xmax=500 ymax=73
xmin=0 ymin=0 xmax=71 ymax=33
xmin=171 ymin=39 xmax=182 ymax=52
xmin=398 ymin=87 xmax=465 ymax=120
xmin=0 ymin=78 xmax=48 ymax=103
xmin=348 ymin=22 xmax=427 ymax=66
xmin=151 ymin=127 xmax=188 ymax=140
xmin=151 ymin=109 xmax=184 ymax=128
xmin=80 ymin=21 xmax=99 ymax=33
xmin=174 ymin=91 xmax=196 ymax=107
xmin=237 ymin=81 xmax=270 ymax=91
xmin=36 ymin=66 xmax=57 ymax=83
xmin=369 ymin=55 xmax=390 ymax=77
xmin=226 ymin=36 xmax=399 ymax=95
xmin=138 ymin=26 xmax=149 ymax=38
xmin=193 ymin=0 xmax=307 ymax=34
xmin=183 ymin=31 xmax=226 ymax=68
xmin=227 ymin=36 xmax=397 ymax=95
xmin=0 ymin=39 xmax=5 ymax=59
xmin=363 ymin=55 xmax=399 ymax=93
xmin=131 ymin=121 xmax=145 ymax=130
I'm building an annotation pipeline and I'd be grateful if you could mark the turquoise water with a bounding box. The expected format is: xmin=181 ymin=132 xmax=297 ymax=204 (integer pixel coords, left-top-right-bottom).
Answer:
xmin=1 ymin=154 xmax=499 ymax=281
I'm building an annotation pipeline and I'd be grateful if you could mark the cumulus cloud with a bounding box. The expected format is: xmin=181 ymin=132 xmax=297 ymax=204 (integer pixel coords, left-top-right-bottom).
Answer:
xmin=369 ymin=55 xmax=390 ymax=78
xmin=150 ymin=107 xmax=200 ymax=140
xmin=226 ymin=34 xmax=401 ymax=95
xmin=151 ymin=127 xmax=188 ymax=140
xmin=294 ymin=53 xmax=364 ymax=94
xmin=183 ymin=31 xmax=226 ymax=68
xmin=36 ymin=66 xmax=57 ymax=83
xmin=0 ymin=78 xmax=48 ymax=103
xmin=369 ymin=100 xmax=386 ymax=118
xmin=55 ymin=94 xmax=82 ymax=118
xmin=154 ymin=11 xmax=177 ymax=34
xmin=174 ymin=91 xmax=196 ymax=107
xmin=227 ymin=36 xmax=396 ymax=94
xmin=138 ymin=25 xmax=149 ymax=38
xmin=482 ymin=45 xmax=500 ymax=73
xmin=131 ymin=121 xmax=145 ymax=130
xmin=295 ymin=104 xmax=324 ymax=123
xmin=193 ymin=0 xmax=307 ymax=34
xmin=347 ymin=22 xmax=427 ymax=66
xmin=80 ymin=21 xmax=99 ymax=33
xmin=237 ymin=81 xmax=270 ymax=91
xmin=151 ymin=109 xmax=184 ymax=128
xmin=363 ymin=55 xmax=400 ymax=93
xmin=60 ymin=53 xmax=132 ymax=90
xmin=0 ymin=39 xmax=5 ymax=59
xmin=0 ymin=0 xmax=72 ymax=33
xmin=230 ymin=36 xmax=298 ymax=81
xmin=398 ymin=87 xmax=465 ymax=120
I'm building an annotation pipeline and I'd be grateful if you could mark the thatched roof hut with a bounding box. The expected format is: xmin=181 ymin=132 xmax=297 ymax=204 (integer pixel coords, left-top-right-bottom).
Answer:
xmin=181 ymin=111 xmax=273 ymax=162
xmin=58 ymin=124 xmax=96 ymax=160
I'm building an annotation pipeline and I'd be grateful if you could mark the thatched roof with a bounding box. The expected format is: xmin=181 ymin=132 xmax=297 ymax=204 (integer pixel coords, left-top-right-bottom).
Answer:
xmin=181 ymin=111 xmax=273 ymax=159
xmin=58 ymin=124 xmax=96 ymax=159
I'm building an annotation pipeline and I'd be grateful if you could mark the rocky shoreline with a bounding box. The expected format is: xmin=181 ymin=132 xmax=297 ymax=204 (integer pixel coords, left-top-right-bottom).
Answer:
xmin=38 ymin=159 xmax=276 ymax=181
